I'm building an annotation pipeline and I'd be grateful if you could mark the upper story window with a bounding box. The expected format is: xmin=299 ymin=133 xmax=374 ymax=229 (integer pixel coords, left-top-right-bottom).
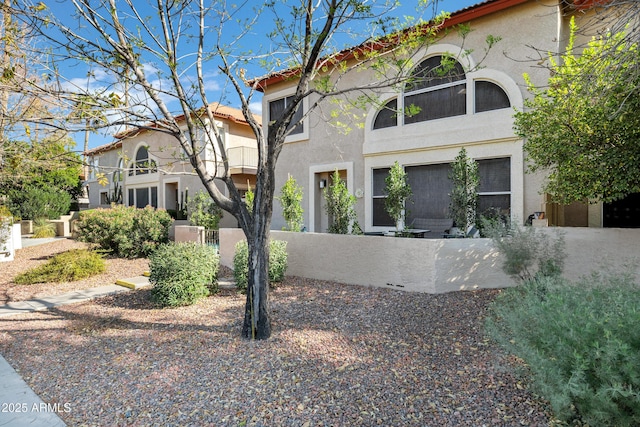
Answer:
xmin=128 ymin=146 xmax=157 ymax=176
xmin=372 ymin=55 xmax=512 ymax=129
xmin=475 ymin=80 xmax=510 ymax=113
xmin=404 ymin=55 xmax=466 ymax=124
xmin=113 ymin=158 xmax=124 ymax=182
xmin=269 ymin=95 xmax=303 ymax=135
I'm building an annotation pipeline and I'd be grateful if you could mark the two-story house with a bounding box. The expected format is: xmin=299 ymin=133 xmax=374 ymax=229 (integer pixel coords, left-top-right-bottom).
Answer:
xmin=255 ymin=0 xmax=636 ymax=233
xmin=84 ymin=103 xmax=260 ymax=227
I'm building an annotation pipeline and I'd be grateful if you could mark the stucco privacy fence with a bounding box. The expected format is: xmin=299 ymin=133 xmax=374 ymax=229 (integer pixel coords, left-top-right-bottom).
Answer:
xmin=218 ymin=228 xmax=640 ymax=293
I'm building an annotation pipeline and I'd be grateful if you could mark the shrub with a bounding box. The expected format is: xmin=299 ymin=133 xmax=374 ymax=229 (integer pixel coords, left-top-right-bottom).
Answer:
xmin=76 ymin=205 xmax=172 ymax=258
xmin=486 ymin=273 xmax=640 ymax=426
xmin=323 ymin=169 xmax=357 ymax=234
xmin=14 ymin=249 xmax=105 ymax=284
xmin=32 ymin=218 xmax=56 ymax=238
xmin=233 ymin=240 xmax=288 ymax=293
xmin=8 ymin=186 xmax=71 ymax=220
xmin=483 ymin=220 xmax=565 ymax=282
xmin=278 ymin=175 xmax=304 ymax=232
xmin=149 ymin=242 xmax=219 ymax=307
xmin=187 ymin=190 xmax=223 ymax=230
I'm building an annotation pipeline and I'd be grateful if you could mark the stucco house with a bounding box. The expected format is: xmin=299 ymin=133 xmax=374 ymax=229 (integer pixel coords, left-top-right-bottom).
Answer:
xmin=84 ymin=103 xmax=260 ymax=227
xmin=255 ymin=0 xmax=637 ymax=233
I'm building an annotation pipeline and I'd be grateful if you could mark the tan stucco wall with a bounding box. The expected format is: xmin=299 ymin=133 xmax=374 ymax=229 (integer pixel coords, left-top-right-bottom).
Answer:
xmin=219 ymin=227 xmax=640 ymax=293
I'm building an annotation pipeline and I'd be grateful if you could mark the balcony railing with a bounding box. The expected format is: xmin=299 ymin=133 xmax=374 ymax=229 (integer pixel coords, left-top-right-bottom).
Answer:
xmin=226 ymin=146 xmax=258 ymax=171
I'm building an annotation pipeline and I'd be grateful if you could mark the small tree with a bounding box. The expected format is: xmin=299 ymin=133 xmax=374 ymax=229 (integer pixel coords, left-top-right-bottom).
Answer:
xmin=278 ymin=175 xmax=304 ymax=232
xmin=187 ymin=190 xmax=223 ymax=230
xmin=384 ymin=161 xmax=412 ymax=231
xmin=449 ymin=148 xmax=479 ymax=232
xmin=324 ymin=170 xmax=357 ymax=234
xmin=514 ymin=17 xmax=640 ymax=204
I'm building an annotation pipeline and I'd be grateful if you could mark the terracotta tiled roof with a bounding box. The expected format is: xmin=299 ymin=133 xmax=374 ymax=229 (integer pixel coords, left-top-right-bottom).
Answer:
xmin=85 ymin=102 xmax=260 ymax=155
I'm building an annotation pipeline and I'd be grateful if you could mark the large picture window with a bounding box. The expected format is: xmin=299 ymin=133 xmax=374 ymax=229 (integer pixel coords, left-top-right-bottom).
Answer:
xmin=269 ymin=95 xmax=303 ymax=135
xmin=373 ymin=158 xmax=511 ymax=226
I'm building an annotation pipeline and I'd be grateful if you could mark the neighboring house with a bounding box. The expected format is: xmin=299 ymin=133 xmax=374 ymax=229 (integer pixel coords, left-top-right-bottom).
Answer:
xmin=256 ymin=0 xmax=636 ymax=232
xmin=84 ymin=103 xmax=260 ymax=227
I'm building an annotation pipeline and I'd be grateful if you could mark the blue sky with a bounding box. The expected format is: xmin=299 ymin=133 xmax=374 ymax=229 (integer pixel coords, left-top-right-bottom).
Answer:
xmin=50 ymin=0 xmax=480 ymax=150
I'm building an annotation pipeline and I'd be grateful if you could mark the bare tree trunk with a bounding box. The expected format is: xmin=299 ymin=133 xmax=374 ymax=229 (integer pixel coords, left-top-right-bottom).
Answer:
xmin=241 ymin=143 xmax=278 ymax=340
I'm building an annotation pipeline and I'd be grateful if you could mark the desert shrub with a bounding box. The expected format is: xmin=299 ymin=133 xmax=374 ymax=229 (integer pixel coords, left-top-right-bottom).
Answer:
xmin=187 ymin=190 xmax=223 ymax=230
xmin=482 ymin=220 xmax=565 ymax=282
xmin=76 ymin=205 xmax=172 ymax=258
xmin=14 ymin=249 xmax=105 ymax=284
xmin=7 ymin=186 xmax=71 ymax=220
xmin=233 ymin=240 xmax=288 ymax=293
xmin=486 ymin=273 xmax=640 ymax=426
xmin=149 ymin=242 xmax=218 ymax=307
xmin=32 ymin=218 xmax=56 ymax=238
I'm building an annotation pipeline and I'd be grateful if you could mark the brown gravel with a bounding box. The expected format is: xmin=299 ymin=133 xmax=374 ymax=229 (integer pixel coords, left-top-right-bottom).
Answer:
xmin=0 ymin=241 xmax=552 ymax=426
xmin=0 ymin=239 xmax=149 ymax=304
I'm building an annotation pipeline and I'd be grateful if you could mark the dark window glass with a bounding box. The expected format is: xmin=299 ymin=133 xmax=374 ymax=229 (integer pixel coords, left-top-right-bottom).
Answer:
xmin=478 ymin=158 xmax=511 ymax=193
xmin=405 ymin=163 xmax=453 ymax=222
xmin=475 ymin=81 xmax=510 ymax=113
xmin=405 ymin=56 xmax=466 ymax=92
xmin=135 ymin=146 xmax=149 ymax=175
xmin=127 ymin=188 xmax=134 ymax=207
xmin=136 ymin=188 xmax=149 ymax=208
xmin=477 ymin=157 xmax=511 ymax=217
xmin=478 ymin=194 xmax=511 ymax=217
xmin=151 ymin=187 xmax=158 ymax=208
xmin=404 ymin=86 xmax=466 ymax=124
xmin=373 ymin=99 xmax=398 ymax=130
xmin=269 ymin=95 xmax=303 ymax=135
xmin=372 ymin=168 xmax=394 ymax=226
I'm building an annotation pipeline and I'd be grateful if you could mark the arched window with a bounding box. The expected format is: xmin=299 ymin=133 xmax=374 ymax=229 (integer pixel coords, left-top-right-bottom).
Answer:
xmin=475 ymin=80 xmax=510 ymax=112
xmin=404 ymin=55 xmax=466 ymax=124
xmin=131 ymin=146 xmax=157 ymax=176
xmin=373 ymin=99 xmax=398 ymax=130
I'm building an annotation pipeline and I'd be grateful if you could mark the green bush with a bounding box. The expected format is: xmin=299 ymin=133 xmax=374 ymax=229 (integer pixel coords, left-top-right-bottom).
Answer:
xmin=187 ymin=190 xmax=223 ymax=230
xmin=32 ymin=218 xmax=56 ymax=238
xmin=7 ymin=186 xmax=71 ymax=220
xmin=149 ymin=242 xmax=219 ymax=307
xmin=486 ymin=273 xmax=640 ymax=426
xmin=233 ymin=240 xmax=288 ymax=293
xmin=483 ymin=220 xmax=565 ymax=282
xmin=14 ymin=249 xmax=105 ymax=284
xmin=75 ymin=205 xmax=172 ymax=258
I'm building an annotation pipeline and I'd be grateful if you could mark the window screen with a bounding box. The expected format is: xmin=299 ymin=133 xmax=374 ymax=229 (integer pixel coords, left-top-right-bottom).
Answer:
xmin=373 ymin=99 xmax=398 ymax=130
xmin=475 ymin=81 xmax=510 ymax=113
xmin=405 ymin=163 xmax=453 ymax=222
xmin=372 ymin=168 xmax=394 ymax=226
xmin=269 ymin=96 xmax=303 ymax=135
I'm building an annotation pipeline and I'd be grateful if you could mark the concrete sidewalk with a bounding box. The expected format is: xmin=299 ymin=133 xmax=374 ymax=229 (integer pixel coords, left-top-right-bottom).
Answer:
xmin=0 ymin=275 xmax=151 ymax=426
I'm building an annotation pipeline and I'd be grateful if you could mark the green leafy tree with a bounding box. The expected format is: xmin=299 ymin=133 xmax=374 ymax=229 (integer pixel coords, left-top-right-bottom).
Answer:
xmin=278 ymin=175 xmax=304 ymax=232
xmin=187 ymin=190 xmax=223 ymax=230
xmin=384 ymin=161 xmax=412 ymax=231
xmin=448 ymin=147 xmax=478 ymax=231
xmin=514 ymin=17 xmax=640 ymax=204
xmin=324 ymin=170 xmax=357 ymax=234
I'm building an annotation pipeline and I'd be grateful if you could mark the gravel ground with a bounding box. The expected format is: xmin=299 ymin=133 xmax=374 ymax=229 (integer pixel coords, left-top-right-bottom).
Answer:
xmin=0 ymin=239 xmax=149 ymax=304
xmin=0 ymin=241 xmax=552 ymax=426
